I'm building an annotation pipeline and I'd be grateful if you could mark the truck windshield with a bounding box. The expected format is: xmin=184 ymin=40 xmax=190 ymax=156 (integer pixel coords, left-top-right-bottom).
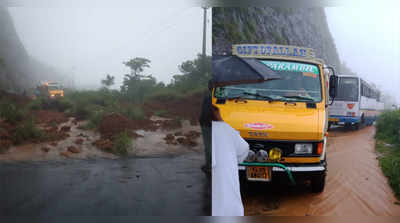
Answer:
xmin=336 ymin=77 xmax=359 ymax=102
xmin=48 ymin=85 xmax=60 ymax=90
xmin=214 ymin=60 xmax=322 ymax=102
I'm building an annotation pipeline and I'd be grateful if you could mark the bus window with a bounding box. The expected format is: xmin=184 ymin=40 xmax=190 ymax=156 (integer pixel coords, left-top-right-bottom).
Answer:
xmin=336 ymin=77 xmax=359 ymax=102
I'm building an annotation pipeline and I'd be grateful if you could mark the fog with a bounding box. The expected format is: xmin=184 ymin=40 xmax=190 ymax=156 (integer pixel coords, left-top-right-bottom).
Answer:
xmin=325 ymin=6 xmax=400 ymax=104
xmin=7 ymin=7 xmax=211 ymax=89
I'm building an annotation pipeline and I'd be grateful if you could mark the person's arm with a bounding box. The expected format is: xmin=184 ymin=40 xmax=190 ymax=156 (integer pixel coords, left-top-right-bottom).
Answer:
xmin=233 ymin=129 xmax=249 ymax=163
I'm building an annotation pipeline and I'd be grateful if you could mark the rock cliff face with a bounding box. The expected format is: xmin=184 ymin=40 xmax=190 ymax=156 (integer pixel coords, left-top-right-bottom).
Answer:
xmin=0 ymin=7 xmax=63 ymax=92
xmin=212 ymin=7 xmax=342 ymax=71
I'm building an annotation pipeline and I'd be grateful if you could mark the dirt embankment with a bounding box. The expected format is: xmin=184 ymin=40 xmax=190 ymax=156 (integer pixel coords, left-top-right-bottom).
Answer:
xmin=243 ymin=126 xmax=400 ymax=216
xmin=143 ymin=92 xmax=204 ymax=125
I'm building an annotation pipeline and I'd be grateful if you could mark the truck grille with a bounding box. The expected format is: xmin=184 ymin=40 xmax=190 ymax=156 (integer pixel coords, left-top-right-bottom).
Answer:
xmin=245 ymin=140 xmax=319 ymax=156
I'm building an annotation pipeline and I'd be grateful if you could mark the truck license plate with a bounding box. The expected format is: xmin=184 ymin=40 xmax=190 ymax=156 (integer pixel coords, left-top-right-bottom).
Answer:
xmin=329 ymin=118 xmax=339 ymax=122
xmin=246 ymin=166 xmax=271 ymax=182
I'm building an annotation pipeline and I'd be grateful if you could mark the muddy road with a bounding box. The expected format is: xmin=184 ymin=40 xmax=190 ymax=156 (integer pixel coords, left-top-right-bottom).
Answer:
xmin=242 ymin=126 xmax=400 ymax=216
xmin=0 ymin=152 xmax=210 ymax=215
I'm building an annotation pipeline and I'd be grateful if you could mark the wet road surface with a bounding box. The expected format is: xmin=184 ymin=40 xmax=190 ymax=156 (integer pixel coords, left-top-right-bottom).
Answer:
xmin=0 ymin=152 xmax=210 ymax=215
xmin=242 ymin=126 xmax=400 ymax=216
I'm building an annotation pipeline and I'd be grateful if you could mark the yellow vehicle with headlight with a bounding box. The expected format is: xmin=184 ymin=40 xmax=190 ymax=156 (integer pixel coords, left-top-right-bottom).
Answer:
xmin=44 ymin=82 xmax=64 ymax=98
xmin=212 ymin=44 xmax=338 ymax=193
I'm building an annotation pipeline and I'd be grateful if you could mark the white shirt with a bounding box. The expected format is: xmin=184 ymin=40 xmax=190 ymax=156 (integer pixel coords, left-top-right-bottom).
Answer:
xmin=212 ymin=121 xmax=249 ymax=216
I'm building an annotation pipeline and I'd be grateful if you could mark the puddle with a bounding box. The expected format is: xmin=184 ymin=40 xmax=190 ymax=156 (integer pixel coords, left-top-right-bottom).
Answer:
xmin=133 ymin=120 xmax=203 ymax=157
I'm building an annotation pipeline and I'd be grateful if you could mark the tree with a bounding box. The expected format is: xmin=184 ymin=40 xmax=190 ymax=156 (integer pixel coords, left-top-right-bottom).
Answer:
xmin=169 ymin=54 xmax=211 ymax=92
xmin=123 ymin=57 xmax=151 ymax=76
xmin=120 ymin=57 xmax=156 ymax=104
xmin=101 ymin=74 xmax=115 ymax=88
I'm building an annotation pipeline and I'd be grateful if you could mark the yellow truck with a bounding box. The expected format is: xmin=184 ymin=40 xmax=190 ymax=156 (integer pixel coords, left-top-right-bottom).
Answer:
xmin=35 ymin=82 xmax=64 ymax=98
xmin=212 ymin=44 xmax=338 ymax=192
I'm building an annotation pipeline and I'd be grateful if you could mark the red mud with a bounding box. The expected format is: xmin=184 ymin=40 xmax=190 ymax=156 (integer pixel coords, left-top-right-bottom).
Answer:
xmin=163 ymin=130 xmax=201 ymax=147
xmin=74 ymin=138 xmax=84 ymax=145
xmin=143 ymin=92 xmax=204 ymax=125
xmin=34 ymin=110 xmax=69 ymax=126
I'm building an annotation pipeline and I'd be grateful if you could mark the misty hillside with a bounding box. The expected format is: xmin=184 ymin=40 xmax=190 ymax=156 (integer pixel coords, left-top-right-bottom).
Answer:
xmin=212 ymin=7 xmax=343 ymax=72
xmin=0 ymin=7 xmax=65 ymax=92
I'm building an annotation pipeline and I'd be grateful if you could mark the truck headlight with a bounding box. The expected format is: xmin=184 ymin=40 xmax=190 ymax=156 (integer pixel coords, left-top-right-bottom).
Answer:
xmin=245 ymin=150 xmax=256 ymax=162
xmin=256 ymin=149 xmax=268 ymax=162
xmin=269 ymin=148 xmax=281 ymax=162
xmin=294 ymin=144 xmax=313 ymax=154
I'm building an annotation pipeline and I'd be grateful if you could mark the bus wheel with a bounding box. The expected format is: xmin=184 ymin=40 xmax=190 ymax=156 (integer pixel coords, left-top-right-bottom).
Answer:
xmin=354 ymin=122 xmax=360 ymax=130
xmin=311 ymin=173 xmax=326 ymax=193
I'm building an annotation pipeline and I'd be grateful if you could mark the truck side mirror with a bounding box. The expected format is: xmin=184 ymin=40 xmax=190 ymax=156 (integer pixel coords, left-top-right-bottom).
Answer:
xmin=329 ymin=75 xmax=338 ymax=98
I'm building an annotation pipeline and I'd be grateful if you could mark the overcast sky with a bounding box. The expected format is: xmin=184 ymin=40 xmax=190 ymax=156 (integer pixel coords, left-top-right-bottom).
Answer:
xmin=8 ymin=7 xmax=211 ymax=88
xmin=6 ymin=5 xmax=400 ymax=103
xmin=325 ymin=6 xmax=400 ymax=103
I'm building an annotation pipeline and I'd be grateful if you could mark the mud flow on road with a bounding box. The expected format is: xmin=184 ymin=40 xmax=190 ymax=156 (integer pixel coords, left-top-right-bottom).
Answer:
xmin=242 ymin=126 xmax=400 ymax=216
xmin=0 ymin=152 xmax=210 ymax=215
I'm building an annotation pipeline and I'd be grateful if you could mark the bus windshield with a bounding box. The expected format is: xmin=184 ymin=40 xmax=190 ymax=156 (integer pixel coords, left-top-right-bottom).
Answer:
xmin=336 ymin=77 xmax=359 ymax=102
xmin=214 ymin=60 xmax=322 ymax=102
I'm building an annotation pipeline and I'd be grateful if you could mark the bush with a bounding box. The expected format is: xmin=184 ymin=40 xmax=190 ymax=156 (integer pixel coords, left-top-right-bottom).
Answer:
xmin=12 ymin=117 xmax=45 ymax=144
xmin=376 ymin=141 xmax=400 ymax=199
xmin=121 ymin=104 xmax=145 ymax=120
xmin=154 ymin=110 xmax=169 ymax=117
xmin=28 ymin=99 xmax=43 ymax=110
xmin=147 ymin=88 xmax=183 ymax=101
xmin=112 ymin=131 xmax=132 ymax=155
xmin=28 ymin=98 xmax=73 ymax=112
xmin=376 ymin=110 xmax=400 ymax=145
xmin=85 ymin=110 xmax=105 ymax=129
xmin=0 ymin=101 xmax=26 ymax=124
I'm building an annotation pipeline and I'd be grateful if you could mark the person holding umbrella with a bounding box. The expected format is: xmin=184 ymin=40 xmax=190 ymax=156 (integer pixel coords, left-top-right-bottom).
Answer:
xmin=199 ymin=81 xmax=213 ymax=175
xmin=211 ymin=55 xmax=280 ymax=216
xmin=211 ymin=104 xmax=249 ymax=216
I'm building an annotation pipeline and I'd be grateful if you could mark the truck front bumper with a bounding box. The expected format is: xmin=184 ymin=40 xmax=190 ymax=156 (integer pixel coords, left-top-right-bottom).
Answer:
xmin=239 ymin=164 xmax=325 ymax=172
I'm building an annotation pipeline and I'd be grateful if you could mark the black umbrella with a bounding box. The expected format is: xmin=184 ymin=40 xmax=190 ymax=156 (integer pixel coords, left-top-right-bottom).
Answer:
xmin=211 ymin=55 xmax=281 ymax=87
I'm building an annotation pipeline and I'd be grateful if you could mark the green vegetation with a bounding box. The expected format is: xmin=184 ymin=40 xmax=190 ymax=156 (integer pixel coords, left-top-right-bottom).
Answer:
xmin=376 ymin=110 xmax=400 ymax=145
xmin=101 ymin=74 xmax=115 ymax=88
xmin=112 ymin=131 xmax=132 ymax=155
xmin=0 ymin=100 xmax=26 ymax=124
xmin=154 ymin=109 xmax=169 ymax=117
xmin=0 ymin=100 xmax=45 ymax=145
xmin=375 ymin=109 xmax=400 ymax=199
xmin=375 ymin=140 xmax=400 ymax=199
xmin=120 ymin=104 xmax=145 ymax=121
xmin=29 ymin=97 xmax=73 ymax=112
xmin=12 ymin=117 xmax=45 ymax=145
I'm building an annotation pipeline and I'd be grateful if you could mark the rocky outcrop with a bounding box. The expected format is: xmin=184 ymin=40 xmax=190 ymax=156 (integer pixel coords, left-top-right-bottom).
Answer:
xmin=212 ymin=7 xmax=342 ymax=72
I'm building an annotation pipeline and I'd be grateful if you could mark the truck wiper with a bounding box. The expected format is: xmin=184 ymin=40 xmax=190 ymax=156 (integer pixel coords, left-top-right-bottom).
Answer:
xmin=243 ymin=92 xmax=278 ymax=102
xmin=225 ymin=95 xmax=247 ymax=100
xmin=281 ymin=95 xmax=314 ymax=101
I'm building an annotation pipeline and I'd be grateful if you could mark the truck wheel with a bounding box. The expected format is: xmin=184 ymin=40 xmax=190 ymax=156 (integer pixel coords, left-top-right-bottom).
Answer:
xmin=328 ymin=122 xmax=332 ymax=131
xmin=311 ymin=173 xmax=326 ymax=193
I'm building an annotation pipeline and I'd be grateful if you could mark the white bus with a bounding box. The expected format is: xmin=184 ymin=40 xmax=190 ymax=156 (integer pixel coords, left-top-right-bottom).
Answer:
xmin=328 ymin=75 xmax=384 ymax=129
